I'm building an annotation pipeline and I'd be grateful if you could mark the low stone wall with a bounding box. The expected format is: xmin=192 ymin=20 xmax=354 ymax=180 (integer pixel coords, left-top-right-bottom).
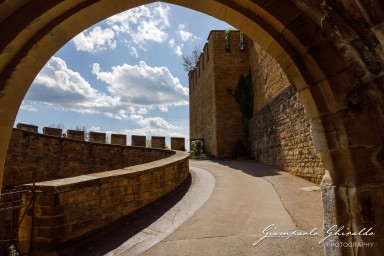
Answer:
xmin=17 ymin=151 xmax=189 ymax=254
xmin=250 ymin=86 xmax=325 ymax=184
xmin=3 ymin=129 xmax=175 ymax=189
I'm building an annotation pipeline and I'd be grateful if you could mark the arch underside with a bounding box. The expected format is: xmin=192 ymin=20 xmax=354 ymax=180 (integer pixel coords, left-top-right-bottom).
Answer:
xmin=0 ymin=0 xmax=383 ymax=254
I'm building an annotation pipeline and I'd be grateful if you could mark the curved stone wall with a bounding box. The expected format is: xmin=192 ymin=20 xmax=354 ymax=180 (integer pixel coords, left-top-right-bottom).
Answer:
xmin=16 ymin=151 xmax=189 ymax=254
xmin=3 ymin=129 xmax=176 ymax=189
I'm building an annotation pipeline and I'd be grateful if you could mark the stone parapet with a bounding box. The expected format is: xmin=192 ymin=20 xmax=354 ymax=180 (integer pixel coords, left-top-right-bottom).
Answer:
xmin=151 ymin=136 xmax=165 ymax=149
xmin=17 ymin=151 xmax=189 ymax=254
xmin=66 ymin=130 xmax=84 ymax=141
xmin=16 ymin=123 xmax=38 ymax=133
xmin=171 ymin=137 xmax=185 ymax=151
xmin=89 ymin=131 xmax=106 ymax=144
xmin=42 ymin=127 xmax=62 ymax=137
xmin=132 ymin=135 xmax=146 ymax=147
xmin=111 ymin=134 xmax=127 ymax=145
xmin=3 ymin=129 xmax=175 ymax=189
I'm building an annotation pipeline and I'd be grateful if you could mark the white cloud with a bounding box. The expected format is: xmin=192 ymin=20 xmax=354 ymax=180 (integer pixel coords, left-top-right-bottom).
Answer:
xmin=26 ymin=57 xmax=132 ymax=119
xmin=168 ymin=38 xmax=183 ymax=56
xmin=26 ymin=56 xmax=188 ymax=121
xmin=72 ymin=26 xmax=116 ymax=53
xmin=107 ymin=3 xmax=170 ymax=45
xmin=130 ymin=47 xmax=139 ymax=58
xmin=130 ymin=115 xmax=178 ymax=129
xmin=71 ymin=3 xmax=171 ymax=53
xmin=92 ymin=61 xmax=189 ymax=111
xmin=20 ymin=102 xmax=38 ymax=112
xmin=178 ymin=24 xmax=193 ymax=41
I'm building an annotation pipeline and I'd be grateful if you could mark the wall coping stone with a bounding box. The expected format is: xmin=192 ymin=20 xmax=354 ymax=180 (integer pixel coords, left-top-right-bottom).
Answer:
xmin=17 ymin=151 xmax=189 ymax=193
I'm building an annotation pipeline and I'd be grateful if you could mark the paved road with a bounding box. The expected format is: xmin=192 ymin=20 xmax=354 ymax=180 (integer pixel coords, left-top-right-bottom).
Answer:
xmin=58 ymin=160 xmax=324 ymax=256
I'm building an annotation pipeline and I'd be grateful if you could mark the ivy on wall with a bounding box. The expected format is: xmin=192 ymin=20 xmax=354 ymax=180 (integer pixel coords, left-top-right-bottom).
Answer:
xmin=234 ymin=68 xmax=254 ymax=134
xmin=225 ymin=28 xmax=231 ymax=51
xmin=231 ymin=69 xmax=254 ymax=159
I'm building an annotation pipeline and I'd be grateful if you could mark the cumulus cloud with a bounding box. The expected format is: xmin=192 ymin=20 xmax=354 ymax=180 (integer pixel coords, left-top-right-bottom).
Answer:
xmin=130 ymin=115 xmax=178 ymax=129
xmin=26 ymin=56 xmax=131 ymax=119
xmin=107 ymin=4 xmax=170 ymax=44
xmin=72 ymin=27 xmax=116 ymax=53
xmin=92 ymin=61 xmax=189 ymax=110
xmin=71 ymin=3 xmax=171 ymax=53
xmin=26 ymin=56 xmax=187 ymax=129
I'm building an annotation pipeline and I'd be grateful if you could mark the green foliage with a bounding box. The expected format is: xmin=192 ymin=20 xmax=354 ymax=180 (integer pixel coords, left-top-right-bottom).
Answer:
xmin=234 ymin=69 xmax=254 ymax=120
xmin=231 ymin=139 xmax=248 ymax=159
xmin=190 ymin=139 xmax=208 ymax=159
xmin=225 ymin=28 xmax=231 ymax=50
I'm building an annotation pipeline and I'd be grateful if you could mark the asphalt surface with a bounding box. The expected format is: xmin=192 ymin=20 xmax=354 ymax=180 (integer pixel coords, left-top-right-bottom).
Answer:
xmin=58 ymin=160 xmax=324 ymax=256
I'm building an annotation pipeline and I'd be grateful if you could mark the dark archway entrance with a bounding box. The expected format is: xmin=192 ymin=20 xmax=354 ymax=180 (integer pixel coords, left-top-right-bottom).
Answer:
xmin=1 ymin=1 xmax=383 ymax=255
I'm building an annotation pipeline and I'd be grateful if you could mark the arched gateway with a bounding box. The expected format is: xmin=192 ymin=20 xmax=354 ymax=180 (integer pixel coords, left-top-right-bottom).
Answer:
xmin=0 ymin=1 xmax=383 ymax=255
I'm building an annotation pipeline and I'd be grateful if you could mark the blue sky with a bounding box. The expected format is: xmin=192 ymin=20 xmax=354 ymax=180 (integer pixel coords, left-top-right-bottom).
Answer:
xmin=15 ymin=3 xmax=232 ymax=148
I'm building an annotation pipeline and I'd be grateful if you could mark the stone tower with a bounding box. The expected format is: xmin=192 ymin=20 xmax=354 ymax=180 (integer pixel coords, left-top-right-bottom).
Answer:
xmin=189 ymin=30 xmax=250 ymax=158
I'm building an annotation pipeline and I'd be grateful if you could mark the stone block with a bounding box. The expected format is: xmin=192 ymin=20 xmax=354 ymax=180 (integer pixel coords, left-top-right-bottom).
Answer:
xmin=43 ymin=127 xmax=62 ymax=137
xmin=16 ymin=123 xmax=38 ymax=132
xmin=132 ymin=135 xmax=146 ymax=147
xmin=171 ymin=137 xmax=185 ymax=151
xmin=151 ymin=136 xmax=165 ymax=149
xmin=111 ymin=134 xmax=126 ymax=145
xmin=89 ymin=131 xmax=106 ymax=144
xmin=66 ymin=130 xmax=84 ymax=141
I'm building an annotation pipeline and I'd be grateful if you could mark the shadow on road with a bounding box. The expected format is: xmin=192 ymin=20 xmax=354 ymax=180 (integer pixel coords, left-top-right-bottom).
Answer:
xmin=214 ymin=160 xmax=282 ymax=178
xmin=56 ymin=173 xmax=192 ymax=256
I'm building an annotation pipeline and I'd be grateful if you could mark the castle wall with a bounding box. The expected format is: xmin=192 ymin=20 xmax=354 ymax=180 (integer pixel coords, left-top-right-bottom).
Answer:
xmin=248 ymin=44 xmax=325 ymax=184
xmin=189 ymin=32 xmax=325 ymax=183
xmin=3 ymin=129 xmax=175 ymax=189
xmin=189 ymin=35 xmax=217 ymax=156
xmin=213 ymin=31 xmax=249 ymax=158
xmin=17 ymin=151 xmax=189 ymax=254
xmin=189 ymin=31 xmax=249 ymax=158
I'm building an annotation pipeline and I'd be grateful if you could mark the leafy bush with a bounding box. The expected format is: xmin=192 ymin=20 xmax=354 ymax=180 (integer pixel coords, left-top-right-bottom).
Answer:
xmin=190 ymin=139 xmax=208 ymax=159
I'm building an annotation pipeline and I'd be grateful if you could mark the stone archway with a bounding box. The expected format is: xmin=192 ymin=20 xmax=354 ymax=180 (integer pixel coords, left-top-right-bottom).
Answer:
xmin=0 ymin=1 xmax=383 ymax=255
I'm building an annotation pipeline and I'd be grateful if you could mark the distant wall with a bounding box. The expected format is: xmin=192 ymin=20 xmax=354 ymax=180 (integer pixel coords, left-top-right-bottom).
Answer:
xmin=3 ymin=129 xmax=175 ymax=189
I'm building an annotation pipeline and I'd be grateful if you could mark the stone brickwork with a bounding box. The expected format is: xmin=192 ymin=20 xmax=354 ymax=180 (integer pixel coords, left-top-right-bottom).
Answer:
xmin=190 ymin=34 xmax=325 ymax=183
xmin=171 ymin=137 xmax=185 ymax=151
xmin=248 ymin=44 xmax=325 ymax=184
xmin=189 ymin=38 xmax=217 ymax=157
xmin=89 ymin=131 xmax=106 ymax=143
xmin=17 ymin=151 xmax=189 ymax=254
xmin=190 ymin=31 xmax=249 ymax=158
xmin=66 ymin=129 xmax=84 ymax=141
xmin=151 ymin=136 xmax=165 ymax=149
xmin=111 ymin=134 xmax=126 ymax=145
xmin=16 ymin=123 xmax=38 ymax=132
xmin=250 ymin=87 xmax=325 ymax=184
xmin=42 ymin=127 xmax=62 ymax=137
xmin=3 ymin=129 xmax=175 ymax=189
xmin=132 ymin=135 xmax=146 ymax=147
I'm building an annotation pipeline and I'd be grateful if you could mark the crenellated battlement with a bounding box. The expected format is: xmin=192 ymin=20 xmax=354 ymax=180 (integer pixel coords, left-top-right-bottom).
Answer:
xmin=188 ymin=30 xmax=250 ymax=92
